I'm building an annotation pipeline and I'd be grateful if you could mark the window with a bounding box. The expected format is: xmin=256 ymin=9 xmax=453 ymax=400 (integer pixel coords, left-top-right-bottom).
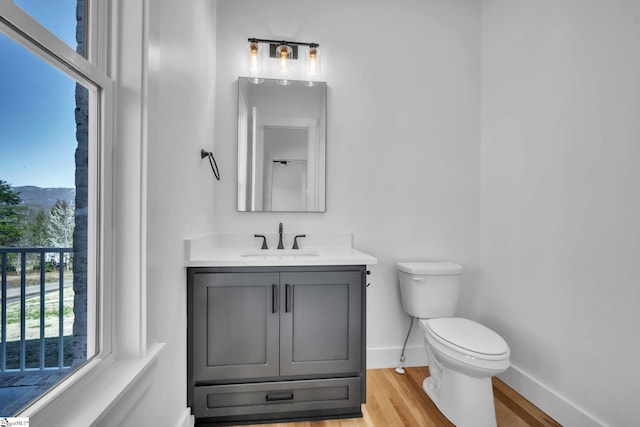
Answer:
xmin=13 ymin=0 xmax=86 ymax=56
xmin=0 ymin=0 xmax=112 ymax=416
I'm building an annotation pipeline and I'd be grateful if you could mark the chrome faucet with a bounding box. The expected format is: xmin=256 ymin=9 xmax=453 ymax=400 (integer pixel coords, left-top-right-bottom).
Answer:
xmin=277 ymin=222 xmax=284 ymax=249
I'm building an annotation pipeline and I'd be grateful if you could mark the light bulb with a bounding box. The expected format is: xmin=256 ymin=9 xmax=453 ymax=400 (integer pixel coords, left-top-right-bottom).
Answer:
xmin=275 ymin=44 xmax=293 ymax=86
xmin=303 ymin=44 xmax=321 ymax=87
xmin=246 ymin=40 xmax=263 ymax=84
xmin=276 ymin=44 xmax=292 ymax=74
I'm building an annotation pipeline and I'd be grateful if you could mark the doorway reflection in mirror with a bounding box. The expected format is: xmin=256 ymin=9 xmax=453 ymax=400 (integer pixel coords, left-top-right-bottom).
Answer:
xmin=237 ymin=77 xmax=326 ymax=212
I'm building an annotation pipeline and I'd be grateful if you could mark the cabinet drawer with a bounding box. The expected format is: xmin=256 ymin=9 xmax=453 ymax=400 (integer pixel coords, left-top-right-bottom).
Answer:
xmin=193 ymin=377 xmax=361 ymax=420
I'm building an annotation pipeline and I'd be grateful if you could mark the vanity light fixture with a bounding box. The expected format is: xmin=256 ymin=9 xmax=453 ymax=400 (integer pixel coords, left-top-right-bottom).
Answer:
xmin=246 ymin=38 xmax=321 ymax=85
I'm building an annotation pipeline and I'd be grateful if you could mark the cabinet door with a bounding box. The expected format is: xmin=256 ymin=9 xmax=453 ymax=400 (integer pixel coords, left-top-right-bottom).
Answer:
xmin=192 ymin=272 xmax=280 ymax=381
xmin=279 ymin=270 xmax=362 ymax=376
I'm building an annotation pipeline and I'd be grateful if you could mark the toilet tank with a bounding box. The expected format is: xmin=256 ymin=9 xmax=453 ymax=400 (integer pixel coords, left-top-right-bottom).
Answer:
xmin=397 ymin=262 xmax=463 ymax=318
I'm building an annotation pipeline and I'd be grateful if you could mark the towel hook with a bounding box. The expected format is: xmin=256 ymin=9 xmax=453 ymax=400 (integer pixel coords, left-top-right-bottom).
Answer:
xmin=201 ymin=149 xmax=220 ymax=181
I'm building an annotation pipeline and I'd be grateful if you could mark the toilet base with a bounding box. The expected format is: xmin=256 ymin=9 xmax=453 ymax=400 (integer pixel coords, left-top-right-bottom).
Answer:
xmin=423 ymin=376 xmax=439 ymax=403
xmin=423 ymin=367 xmax=498 ymax=427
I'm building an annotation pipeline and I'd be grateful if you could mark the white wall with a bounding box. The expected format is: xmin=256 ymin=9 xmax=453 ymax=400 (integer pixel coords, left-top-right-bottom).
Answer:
xmin=480 ymin=1 xmax=640 ymax=426
xmin=214 ymin=0 xmax=481 ymax=367
xmin=109 ymin=0 xmax=217 ymax=425
xmin=101 ymin=1 xmax=640 ymax=426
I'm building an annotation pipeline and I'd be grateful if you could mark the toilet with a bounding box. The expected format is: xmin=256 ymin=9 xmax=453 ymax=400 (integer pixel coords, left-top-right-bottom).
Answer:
xmin=398 ymin=262 xmax=510 ymax=427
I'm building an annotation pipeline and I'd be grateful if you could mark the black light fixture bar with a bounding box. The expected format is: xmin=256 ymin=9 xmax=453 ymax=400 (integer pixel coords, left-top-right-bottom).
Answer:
xmin=248 ymin=38 xmax=319 ymax=48
xmin=248 ymin=38 xmax=319 ymax=60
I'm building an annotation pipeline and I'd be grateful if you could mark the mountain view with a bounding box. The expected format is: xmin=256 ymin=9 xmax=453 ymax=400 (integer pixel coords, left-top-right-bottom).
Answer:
xmin=12 ymin=186 xmax=75 ymax=209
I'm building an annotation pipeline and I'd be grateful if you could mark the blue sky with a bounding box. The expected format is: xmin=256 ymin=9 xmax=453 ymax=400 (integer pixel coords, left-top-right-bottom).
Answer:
xmin=0 ymin=0 xmax=78 ymax=188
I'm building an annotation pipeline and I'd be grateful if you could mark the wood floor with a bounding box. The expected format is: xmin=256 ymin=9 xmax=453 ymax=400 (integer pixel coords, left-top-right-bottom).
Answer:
xmin=241 ymin=367 xmax=561 ymax=427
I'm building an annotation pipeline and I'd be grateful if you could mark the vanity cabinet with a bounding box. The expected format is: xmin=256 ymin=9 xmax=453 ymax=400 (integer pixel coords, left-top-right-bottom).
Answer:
xmin=187 ymin=265 xmax=367 ymax=425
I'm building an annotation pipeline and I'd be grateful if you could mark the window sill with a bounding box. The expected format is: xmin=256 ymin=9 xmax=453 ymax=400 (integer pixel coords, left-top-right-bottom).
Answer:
xmin=20 ymin=343 xmax=165 ymax=426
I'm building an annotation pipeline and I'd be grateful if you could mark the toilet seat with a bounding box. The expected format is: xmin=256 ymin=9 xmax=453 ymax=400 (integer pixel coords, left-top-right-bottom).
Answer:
xmin=425 ymin=318 xmax=510 ymax=361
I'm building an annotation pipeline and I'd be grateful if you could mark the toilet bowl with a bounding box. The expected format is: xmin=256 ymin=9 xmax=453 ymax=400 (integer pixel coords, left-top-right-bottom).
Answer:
xmin=398 ymin=262 xmax=510 ymax=427
xmin=425 ymin=317 xmax=510 ymax=377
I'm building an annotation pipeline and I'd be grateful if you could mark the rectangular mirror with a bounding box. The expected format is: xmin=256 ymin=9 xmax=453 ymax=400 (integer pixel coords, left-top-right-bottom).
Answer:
xmin=237 ymin=77 xmax=326 ymax=212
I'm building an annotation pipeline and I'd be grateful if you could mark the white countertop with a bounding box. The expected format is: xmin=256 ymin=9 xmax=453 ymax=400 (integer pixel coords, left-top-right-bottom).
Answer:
xmin=185 ymin=232 xmax=377 ymax=267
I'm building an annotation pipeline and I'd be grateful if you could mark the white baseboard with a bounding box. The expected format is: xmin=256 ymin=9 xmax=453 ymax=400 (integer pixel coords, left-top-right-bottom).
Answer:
xmin=366 ymin=345 xmax=428 ymax=370
xmin=368 ymin=346 xmax=604 ymax=427
xmin=176 ymin=407 xmax=194 ymax=427
xmin=499 ymin=364 xmax=605 ymax=427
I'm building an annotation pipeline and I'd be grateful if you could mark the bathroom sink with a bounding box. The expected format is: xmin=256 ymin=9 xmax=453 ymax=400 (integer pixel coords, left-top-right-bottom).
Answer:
xmin=240 ymin=249 xmax=319 ymax=258
xmin=184 ymin=232 xmax=378 ymax=267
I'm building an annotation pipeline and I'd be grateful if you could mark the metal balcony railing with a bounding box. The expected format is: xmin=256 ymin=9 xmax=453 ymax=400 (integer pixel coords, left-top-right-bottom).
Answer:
xmin=1 ymin=247 xmax=73 ymax=374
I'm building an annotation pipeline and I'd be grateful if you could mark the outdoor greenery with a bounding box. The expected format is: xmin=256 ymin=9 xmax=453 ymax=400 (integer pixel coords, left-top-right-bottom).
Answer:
xmin=0 ymin=179 xmax=27 ymax=246
xmin=1 ymin=179 xmax=76 ymax=281
xmin=3 ymin=286 xmax=74 ymax=338
xmin=1 ymin=179 xmax=76 ymax=368
xmin=0 ymin=179 xmax=75 ymax=249
xmin=4 ymin=336 xmax=73 ymax=369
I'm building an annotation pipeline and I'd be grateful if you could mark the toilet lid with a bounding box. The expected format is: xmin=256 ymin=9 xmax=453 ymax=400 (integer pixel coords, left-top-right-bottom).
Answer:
xmin=427 ymin=318 xmax=509 ymax=356
xmin=397 ymin=262 xmax=463 ymax=275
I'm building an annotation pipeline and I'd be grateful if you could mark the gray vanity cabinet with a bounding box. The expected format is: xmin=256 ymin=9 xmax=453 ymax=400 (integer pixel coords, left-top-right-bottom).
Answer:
xmin=187 ymin=265 xmax=366 ymax=425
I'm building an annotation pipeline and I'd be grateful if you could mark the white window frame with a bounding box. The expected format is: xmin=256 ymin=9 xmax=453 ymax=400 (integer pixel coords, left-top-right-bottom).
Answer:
xmin=0 ymin=1 xmax=160 ymax=423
